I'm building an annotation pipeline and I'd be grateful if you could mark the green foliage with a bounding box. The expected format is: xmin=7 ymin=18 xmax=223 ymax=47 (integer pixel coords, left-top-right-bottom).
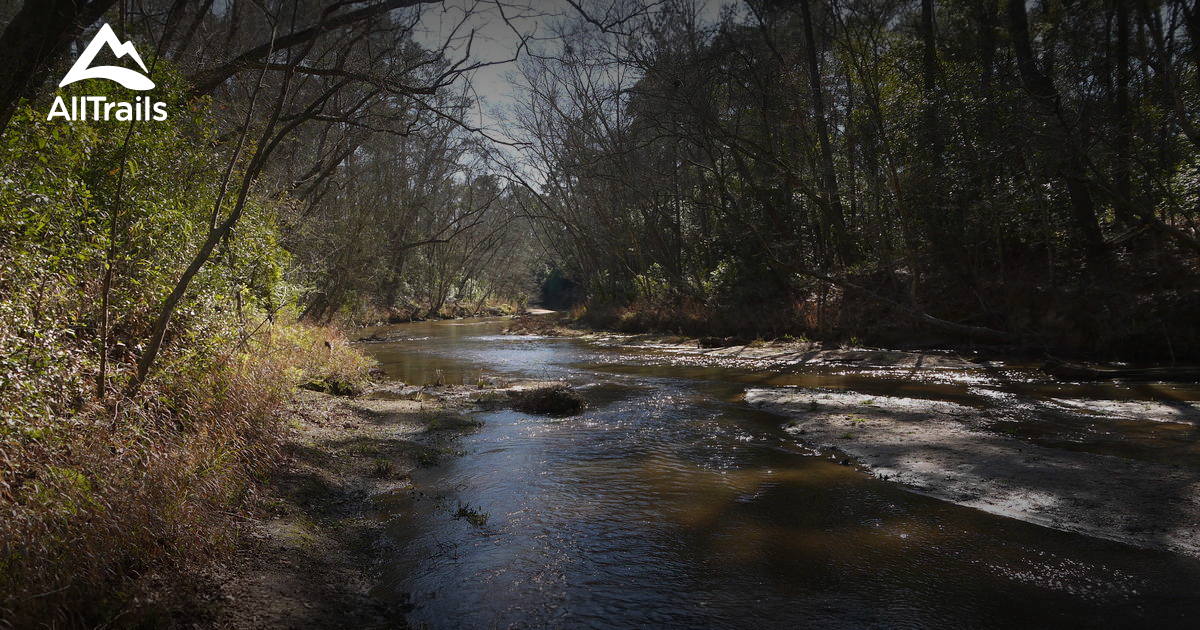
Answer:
xmin=633 ymin=262 xmax=671 ymax=303
xmin=0 ymin=68 xmax=291 ymax=427
xmin=0 ymin=67 xmax=346 ymax=626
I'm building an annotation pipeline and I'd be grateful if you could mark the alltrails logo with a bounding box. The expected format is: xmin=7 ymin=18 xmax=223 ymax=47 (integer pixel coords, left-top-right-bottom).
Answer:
xmin=48 ymin=23 xmax=167 ymax=122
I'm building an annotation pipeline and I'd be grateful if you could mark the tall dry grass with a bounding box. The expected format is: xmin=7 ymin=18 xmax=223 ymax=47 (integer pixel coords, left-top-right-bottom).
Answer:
xmin=0 ymin=322 xmax=371 ymax=628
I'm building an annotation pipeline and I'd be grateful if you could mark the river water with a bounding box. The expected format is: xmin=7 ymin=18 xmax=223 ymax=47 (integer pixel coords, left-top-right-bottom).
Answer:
xmin=357 ymin=317 xmax=1200 ymax=629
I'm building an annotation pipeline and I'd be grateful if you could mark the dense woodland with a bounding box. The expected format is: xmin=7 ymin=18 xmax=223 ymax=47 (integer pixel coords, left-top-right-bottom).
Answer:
xmin=0 ymin=0 xmax=1199 ymax=624
xmin=510 ymin=0 xmax=1200 ymax=360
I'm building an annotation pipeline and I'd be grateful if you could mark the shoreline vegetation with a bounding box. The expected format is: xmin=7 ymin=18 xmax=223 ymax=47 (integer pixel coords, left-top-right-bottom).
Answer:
xmin=0 ymin=74 xmax=521 ymax=626
xmin=0 ymin=38 xmax=526 ymax=627
xmin=0 ymin=319 xmax=374 ymax=627
xmin=5 ymin=305 xmax=1200 ymax=625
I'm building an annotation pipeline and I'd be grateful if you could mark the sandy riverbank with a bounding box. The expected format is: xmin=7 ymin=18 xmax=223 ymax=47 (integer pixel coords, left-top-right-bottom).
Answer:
xmin=176 ymin=379 xmax=572 ymax=629
xmin=508 ymin=313 xmax=1200 ymax=558
xmin=504 ymin=314 xmax=983 ymax=372
xmin=745 ymin=388 xmax=1200 ymax=558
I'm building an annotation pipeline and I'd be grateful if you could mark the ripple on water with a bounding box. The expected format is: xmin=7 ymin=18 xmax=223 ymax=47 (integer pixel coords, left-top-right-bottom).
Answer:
xmin=359 ymin=318 xmax=1200 ymax=629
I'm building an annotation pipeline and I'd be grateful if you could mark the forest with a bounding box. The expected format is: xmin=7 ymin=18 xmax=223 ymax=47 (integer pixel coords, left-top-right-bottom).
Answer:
xmin=513 ymin=0 xmax=1200 ymax=359
xmin=1 ymin=0 xmax=1199 ymax=627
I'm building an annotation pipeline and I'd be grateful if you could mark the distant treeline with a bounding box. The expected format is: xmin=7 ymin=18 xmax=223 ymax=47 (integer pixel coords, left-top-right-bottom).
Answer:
xmin=512 ymin=0 xmax=1200 ymax=360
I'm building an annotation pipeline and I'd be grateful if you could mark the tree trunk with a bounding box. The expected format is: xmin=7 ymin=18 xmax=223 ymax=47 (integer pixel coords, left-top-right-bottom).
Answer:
xmin=919 ymin=0 xmax=959 ymax=268
xmin=920 ymin=0 xmax=941 ymax=159
xmin=1007 ymin=0 xmax=1109 ymax=270
xmin=799 ymin=0 xmax=852 ymax=266
xmin=0 ymin=0 xmax=119 ymax=134
xmin=1113 ymin=0 xmax=1135 ymax=226
xmin=978 ymin=0 xmax=999 ymax=93
xmin=1180 ymin=1 xmax=1200 ymax=92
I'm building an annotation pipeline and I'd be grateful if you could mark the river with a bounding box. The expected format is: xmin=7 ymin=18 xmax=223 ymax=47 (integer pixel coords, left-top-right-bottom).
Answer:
xmin=356 ymin=317 xmax=1200 ymax=629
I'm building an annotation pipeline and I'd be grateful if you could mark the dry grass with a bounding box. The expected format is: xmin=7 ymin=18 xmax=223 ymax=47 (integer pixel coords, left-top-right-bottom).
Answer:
xmin=0 ymin=322 xmax=372 ymax=628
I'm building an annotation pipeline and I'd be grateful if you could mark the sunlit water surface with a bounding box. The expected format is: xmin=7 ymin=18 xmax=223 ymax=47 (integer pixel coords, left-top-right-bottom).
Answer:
xmin=358 ymin=317 xmax=1200 ymax=629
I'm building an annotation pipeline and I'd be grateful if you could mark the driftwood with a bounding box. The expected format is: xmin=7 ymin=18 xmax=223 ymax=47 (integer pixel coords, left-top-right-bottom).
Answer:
xmin=698 ymin=336 xmax=749 ymax=348
xmin=1043 ymin=359 xmax=1200 ymax=382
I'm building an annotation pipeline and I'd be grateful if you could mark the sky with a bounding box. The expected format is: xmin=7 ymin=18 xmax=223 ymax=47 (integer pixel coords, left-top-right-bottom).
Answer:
xmin=412 ymin=0 xmax=576 ymax=142
xmin=410 ymin=0 xmax=734 ymax=146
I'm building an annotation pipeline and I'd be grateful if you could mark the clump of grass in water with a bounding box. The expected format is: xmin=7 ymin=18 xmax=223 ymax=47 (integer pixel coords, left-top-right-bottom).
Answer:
xmin=371 ymin=458 xmax=397 ymax=478
xmin=508 ymin=384 xmax=585 ymax=415
xmin=452 ymin=503 xmax=489 ymax=527
xmin=476 ymin=370 xmax=496 ymax=388
xmin=414 ymin=447 xmax=441 ymax=467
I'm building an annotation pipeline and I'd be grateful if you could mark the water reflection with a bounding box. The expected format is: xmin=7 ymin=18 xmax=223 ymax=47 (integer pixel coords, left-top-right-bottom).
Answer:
xmin=358 ymin=318 xmax=1200 ymax=628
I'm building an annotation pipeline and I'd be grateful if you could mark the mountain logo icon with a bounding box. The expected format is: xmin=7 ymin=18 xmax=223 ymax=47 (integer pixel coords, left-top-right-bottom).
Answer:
xmin=59 ymin=23 xmax=155 ymax=90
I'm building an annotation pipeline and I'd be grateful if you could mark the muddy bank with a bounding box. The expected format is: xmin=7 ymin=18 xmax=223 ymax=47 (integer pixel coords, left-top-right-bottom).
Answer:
xmin=356 ymin=304 xmax=516 ymax=330
xmin=639 ymin=337 xmax=981 ymax=370
xmin=745 ymin=387 xmax=1200 ymax=558
xmin=505 ymin=314 xmax=983 ymax=372
xmin=182 ymin=379 xmax=578 ymax=629
xmin=180 ymin=389 xmax=452 ymax=629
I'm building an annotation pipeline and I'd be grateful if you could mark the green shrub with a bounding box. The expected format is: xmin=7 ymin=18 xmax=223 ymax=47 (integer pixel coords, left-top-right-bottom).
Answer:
xmin=0 ymin=69 xmax=369 ymax=626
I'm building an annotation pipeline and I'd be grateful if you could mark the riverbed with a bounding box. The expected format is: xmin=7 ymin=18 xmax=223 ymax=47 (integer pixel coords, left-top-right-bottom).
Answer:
xmin=356 ymin=317 xmax=1200 ymax=628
